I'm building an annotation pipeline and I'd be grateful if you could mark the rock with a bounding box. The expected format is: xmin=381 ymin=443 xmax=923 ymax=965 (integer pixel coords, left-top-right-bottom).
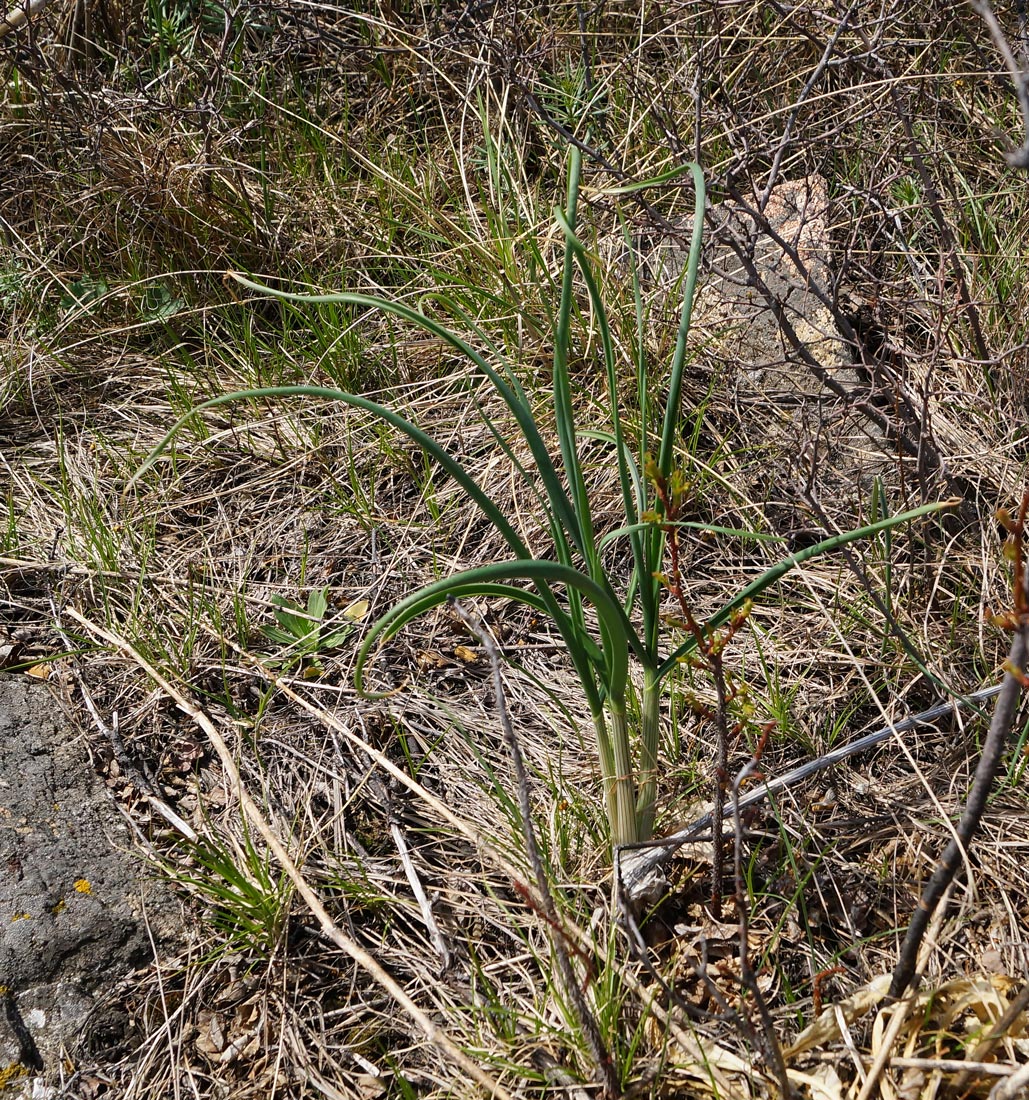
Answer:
xmin=0 ymin=677 xmax=179 ymax=1078
xmin=659 ymin=177 xmax=850 ymax=375
xmin=653 ymin=175 xmax=889 ymax=495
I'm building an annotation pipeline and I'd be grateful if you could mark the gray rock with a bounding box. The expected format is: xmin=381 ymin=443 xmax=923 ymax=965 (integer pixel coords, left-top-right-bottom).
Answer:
xmin=657 ymin=176 xmax=852 ymax=384
xmin=0 ymin=677 xmax=178 ymax=1074
xmin=652 ymin=175 xmax=890 ymax=493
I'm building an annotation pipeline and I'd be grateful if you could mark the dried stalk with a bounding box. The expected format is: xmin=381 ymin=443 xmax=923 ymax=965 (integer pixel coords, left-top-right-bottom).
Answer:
xmin=947 ymin=979 xmax=1029 ymax=1098
xmin=732 ymin=734 xmax=793 ymax=1099
xmin=449 ymin=596 xmax=620 ymax=1098
xmin=619 ymin=685 xmax=1002 ymax=900
xmin=65 ymin=607 xmax=516 ymax=1100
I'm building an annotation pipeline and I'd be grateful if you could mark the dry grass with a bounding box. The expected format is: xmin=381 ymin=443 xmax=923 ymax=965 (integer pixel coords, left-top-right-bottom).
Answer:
xmin=3 ymin=0 xmax=1029 ymax=1096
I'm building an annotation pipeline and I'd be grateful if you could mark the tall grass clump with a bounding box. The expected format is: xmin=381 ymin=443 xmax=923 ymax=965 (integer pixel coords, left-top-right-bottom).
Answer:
xmin=133 ymin=145 xmax=952 ymax=853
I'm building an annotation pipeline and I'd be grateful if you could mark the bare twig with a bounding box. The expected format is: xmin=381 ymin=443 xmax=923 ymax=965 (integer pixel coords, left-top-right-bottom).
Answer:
xmin=889 ymin=490 xmax=1029 ymax=999
xmin=732 ymin=731 xmax=793 ymax=1099
xmin=849 ymin=18 xmax=991 ymax=363
xmin=448 ymin=596 xmax=620 ymax=1099
xmin=612 ymin=869 xmax=722 ymax=1024
xmin=620 ymin=684 xmax=1002 ymax=900
xmin=713 ymin=185 xmax=935 ymax=467
xmin=800 ymin=486 xmax=950 ymax=693
xmin=972 ymin=0 xmax=1029 ymax=169
xmin=650 ymin=471 xmax=747 ymax=917
xmin=989 ymin=1061 xmax=1029 ymax=1100
xmin=201 ymin=624 xmax=557 ymax=914
xmin=760 ymin=3 xmax=858 ymax=208
xmin=710 ymin=658 xmax=730 ymax=918
xmin=384 ymin=785 xmax=454 ymax=974
xmin=891 ymin=1057 xmax=1015 ymax=1077
xmin=50 ymin=595 xmax=199 ymax=844
xmin=857 ymin=884 xmax=957 ymax=1100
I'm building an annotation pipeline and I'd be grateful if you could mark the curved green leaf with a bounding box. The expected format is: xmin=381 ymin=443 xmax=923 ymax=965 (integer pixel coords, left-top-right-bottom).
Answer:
xmin=228 ymin=276 xmax=589 ymax=560
xmin=353 ymin=559 xmax=653 ymax=704
xmin=656 ymin=498 xmax=961 ymax=679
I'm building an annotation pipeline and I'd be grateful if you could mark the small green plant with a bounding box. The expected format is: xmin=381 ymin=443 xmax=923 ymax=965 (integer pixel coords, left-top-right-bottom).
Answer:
xmin=174 ymin=830 xmax=294 ymax=958
xmin=133 ymin=145 xmax=955 ymax=853
xmin=261 ymin=587 xmax=366 ymax=677
xmin=0 ymin=257 xmax=28 ymax=315
xmin=138 ymin=281 xmax=184 ymax=322
xmin=60 ymin=275 xmax=109 ymax=316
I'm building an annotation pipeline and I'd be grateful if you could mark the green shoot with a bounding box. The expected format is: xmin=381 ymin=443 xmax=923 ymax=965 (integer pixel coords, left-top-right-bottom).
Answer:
xmin=131 ymin=145 xmax=958 ymax=853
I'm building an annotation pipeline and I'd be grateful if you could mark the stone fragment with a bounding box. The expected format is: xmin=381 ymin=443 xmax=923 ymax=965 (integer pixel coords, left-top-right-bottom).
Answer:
xmin=653 ymin=175 xmax=888 ymax=492
xmin=0 ymin=677 xmax=179 ymax=1077
xmin=659 ymin=177 xmax=851 ymax=378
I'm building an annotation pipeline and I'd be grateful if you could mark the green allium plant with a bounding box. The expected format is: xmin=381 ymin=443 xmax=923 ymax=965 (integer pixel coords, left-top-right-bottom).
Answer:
xmin=134 ymin=146 xmax=952 ymax=852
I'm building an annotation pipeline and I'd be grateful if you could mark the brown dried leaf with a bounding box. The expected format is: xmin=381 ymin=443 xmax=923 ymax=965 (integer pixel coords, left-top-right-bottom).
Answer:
xmin=195 ymin=1010 xmax=227 ymax=1057
xmin=785 ymin=974 xmax=892 ymax=1059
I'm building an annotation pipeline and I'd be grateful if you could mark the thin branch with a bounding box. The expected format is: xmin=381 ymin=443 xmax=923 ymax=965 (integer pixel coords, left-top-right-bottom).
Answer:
xmin=947 ymin=979 xmax=1029 ymax=1098
xmin=856 ymin=882 xmax=958 ymax=1100
xmin=732 ymin=732 xmax=793 ymax=1099
xmin=972 ymin=0 xmax=1029 ymax=169
xmin=990 ymin=1061 xmax=1029 ymax=1100
xmin=619 ymin=684 xmax=1002 ymax=900
xmin=760 ymin=2 xmax=858 ymax=209
xmin=713 ymin=186 xmax=935 ymax=467
xmin=849 ymin=17 xmax=991 ymax=362
xmin=801 ymin=485 xmax=950 ymax=694
xmin=50 ymin=595 xmax=199 ymax=844
xmin=384 ymin=785 xmax=454 ymax=974
xmin=889 ymin=490 xmax=1029 ymax=999
xmin=710 ymin=657 xmax=730 ymax=918
xmin=891 ymin=1057 xmax=1015 ymax=1077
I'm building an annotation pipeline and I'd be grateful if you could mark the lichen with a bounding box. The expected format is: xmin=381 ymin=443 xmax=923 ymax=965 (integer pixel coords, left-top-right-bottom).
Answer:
xmin=0 ymin=1063 xmax=28 ymax=1091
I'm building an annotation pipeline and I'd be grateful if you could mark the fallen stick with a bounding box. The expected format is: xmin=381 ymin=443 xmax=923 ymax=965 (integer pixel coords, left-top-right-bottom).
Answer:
xmin=618 ymin=683 xmax=1002 ymax=902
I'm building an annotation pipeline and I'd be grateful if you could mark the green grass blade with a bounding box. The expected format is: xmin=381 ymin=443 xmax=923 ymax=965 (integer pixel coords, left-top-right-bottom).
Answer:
xmin=555 ymin=211 xmax=643 ymax=575
xmin=352 ymin=579 xmax=600 ymax=715
xmin=656 ymin=162 xmax=706 ymax=481
xmin=598 ymin=520 xmax=786 ymax=552
xmin=550 ymin=146 xmax=597 ymax=568
xmin=649 ymin=162 xmax=707 ymax=651
xmin=596 ymin=162 xmax=707 ymax=197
